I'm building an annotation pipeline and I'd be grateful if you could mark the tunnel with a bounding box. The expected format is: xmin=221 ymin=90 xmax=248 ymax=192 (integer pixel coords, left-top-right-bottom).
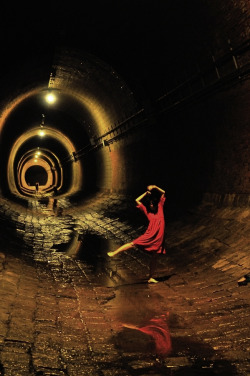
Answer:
xmin=0 ymin=1 xmax=249 ymax=375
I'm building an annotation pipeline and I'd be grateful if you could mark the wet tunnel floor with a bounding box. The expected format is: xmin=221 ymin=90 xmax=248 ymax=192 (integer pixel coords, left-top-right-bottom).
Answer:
xmin=0 ymin=193 xmax=249 ymax=375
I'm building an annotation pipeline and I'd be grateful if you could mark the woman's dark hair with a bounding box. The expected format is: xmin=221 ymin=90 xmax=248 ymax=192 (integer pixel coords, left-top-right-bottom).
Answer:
xmin=146 ymin=192 xmax=159 ymax=213
xmin=150 ymin=196 xmax=159 ymax=206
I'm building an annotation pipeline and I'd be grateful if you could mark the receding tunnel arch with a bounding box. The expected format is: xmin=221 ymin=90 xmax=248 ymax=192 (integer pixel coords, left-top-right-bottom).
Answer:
xmin=17 ymin=147 xmax=63 ymax=196
xmin=25 ymin=165 xmax=48 ymax=186
xmin=7 ymin=126 xmax=82 ymax=197
xmin=0 ymin=48 xmax=140 ymax=199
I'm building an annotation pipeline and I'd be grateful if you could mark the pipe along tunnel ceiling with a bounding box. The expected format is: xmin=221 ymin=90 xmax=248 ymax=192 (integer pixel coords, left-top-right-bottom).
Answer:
xmin=0 ymin=48 xmax=139 ymax=200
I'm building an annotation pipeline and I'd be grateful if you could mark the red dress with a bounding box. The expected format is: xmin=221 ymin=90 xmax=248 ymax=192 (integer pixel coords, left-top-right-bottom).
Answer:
xmin=133 ymin=195 xmax=166 ymax=254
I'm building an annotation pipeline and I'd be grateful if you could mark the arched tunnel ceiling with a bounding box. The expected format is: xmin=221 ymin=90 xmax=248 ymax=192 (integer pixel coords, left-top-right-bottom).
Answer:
xmin=0 ymin=45 xmax=140 ymax=198
xmin=0 ymin=0 xmax=214 ymax=135
xmin=0 ymin=0 xmax=248 ymax=201
xmin=1 ymin=93 xmax=91 ymax=150
xmin=0 ymin=0 xmax=211 ymax=100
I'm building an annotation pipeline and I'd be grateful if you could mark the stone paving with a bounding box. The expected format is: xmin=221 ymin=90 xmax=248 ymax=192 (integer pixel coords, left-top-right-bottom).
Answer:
xmin=0 ymin=193 xmax=249 ymax=375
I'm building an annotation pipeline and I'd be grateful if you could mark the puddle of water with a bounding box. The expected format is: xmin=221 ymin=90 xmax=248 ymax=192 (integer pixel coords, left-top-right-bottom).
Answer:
xmin=121 ymin=315 xmax=172 ymax=357
xmin=71 ymin=232 xmax=113 ymax=262
xmin=63 ymin=231 xmax=119 ymax=286
xmin=114 ymin=325 xmax=238 ymax=375
xmin=0 ymin=216 xmax=240 ymax=375
xmin=105 ymin=286 xmax=238 ymax=375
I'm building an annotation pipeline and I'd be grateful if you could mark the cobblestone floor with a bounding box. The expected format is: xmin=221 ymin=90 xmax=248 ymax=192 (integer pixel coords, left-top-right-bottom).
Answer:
xmin=0 ymin=192 xmax=249 ymax=375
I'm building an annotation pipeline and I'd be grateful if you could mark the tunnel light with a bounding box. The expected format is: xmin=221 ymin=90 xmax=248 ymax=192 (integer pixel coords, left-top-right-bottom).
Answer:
xmin=38 ymin=129 xmax=45 ymax=137
xmin=45 ymin=92 xmax=56 ymax=104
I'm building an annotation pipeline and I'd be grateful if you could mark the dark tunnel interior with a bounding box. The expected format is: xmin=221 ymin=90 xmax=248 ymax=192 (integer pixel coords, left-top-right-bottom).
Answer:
xmin=0 ymin=0 xmax=248 ymax=222
xmin=0 ymin=0 xmax=248 ymax=210
xmin=0 ymin=2 xmax=249 ymax=374
xmin=25 ymin=165 xmax=48 ymax=186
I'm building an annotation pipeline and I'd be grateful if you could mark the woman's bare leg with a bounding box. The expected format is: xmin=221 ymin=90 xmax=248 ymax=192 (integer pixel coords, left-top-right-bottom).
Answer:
xmin=148 ymin=252 xmax=159 ymax=283
xmin=107 ymin=242 xmax=134 ymax=257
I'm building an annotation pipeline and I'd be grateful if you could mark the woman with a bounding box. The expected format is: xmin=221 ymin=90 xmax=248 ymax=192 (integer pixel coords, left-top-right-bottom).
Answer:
xmin=107 ymin=185 xmax=166 ymax=283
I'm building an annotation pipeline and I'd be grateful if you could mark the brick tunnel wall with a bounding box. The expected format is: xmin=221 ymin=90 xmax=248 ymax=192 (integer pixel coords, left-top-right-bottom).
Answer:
xmin=90 ymin=0 xmax=250 ymax=208
xmin=91 ymin=74 xmax=249 ymax=207
xmin=206 ymin=82 xmax=250 ymax=195
xmin=99 ymin=87 xmax=248 ymax=207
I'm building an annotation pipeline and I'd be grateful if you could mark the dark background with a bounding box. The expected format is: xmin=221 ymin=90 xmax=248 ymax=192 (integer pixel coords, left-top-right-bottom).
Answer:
xmin=0 ymin=0 xmax=209 ymax=99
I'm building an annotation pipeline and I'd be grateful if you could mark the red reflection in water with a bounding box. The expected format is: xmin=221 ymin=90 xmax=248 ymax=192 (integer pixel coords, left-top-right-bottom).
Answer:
xmin=123 ymin=314 xmax=172 ymax=357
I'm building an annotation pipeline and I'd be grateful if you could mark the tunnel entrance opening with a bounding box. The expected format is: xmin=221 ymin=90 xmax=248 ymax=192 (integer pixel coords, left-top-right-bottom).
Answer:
xmin=25 ymin=165 xmax=48 ymax=186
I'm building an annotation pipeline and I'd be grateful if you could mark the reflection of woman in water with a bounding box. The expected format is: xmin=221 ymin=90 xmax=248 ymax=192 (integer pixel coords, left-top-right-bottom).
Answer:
xmin=107 ymin=185 xmax=166 ymax=283
xmin=123 ymin=313 xmax=172 ymax=357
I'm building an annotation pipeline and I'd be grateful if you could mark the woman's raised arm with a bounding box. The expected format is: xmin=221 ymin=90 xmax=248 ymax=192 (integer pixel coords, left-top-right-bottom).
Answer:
xmin=147 ymin=185 xmax=165 ymax=197
xmin=135 ymin=190 xmax=150 ymax=205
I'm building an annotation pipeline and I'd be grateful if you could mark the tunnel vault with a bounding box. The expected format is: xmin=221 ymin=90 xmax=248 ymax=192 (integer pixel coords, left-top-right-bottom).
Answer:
xmin=0 ymin=48 xmax=139 ymax=201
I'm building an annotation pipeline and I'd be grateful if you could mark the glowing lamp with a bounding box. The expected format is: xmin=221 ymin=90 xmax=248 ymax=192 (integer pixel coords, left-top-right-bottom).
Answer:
xmin=46 ymin=92 xmax=56 ymax=104
xmin=39 ymin=130 xmax=45 ymax=137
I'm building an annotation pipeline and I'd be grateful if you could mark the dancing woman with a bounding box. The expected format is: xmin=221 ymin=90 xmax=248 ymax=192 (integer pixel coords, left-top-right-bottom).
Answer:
xmin=107 ymin=185 xmax=166 ymax=283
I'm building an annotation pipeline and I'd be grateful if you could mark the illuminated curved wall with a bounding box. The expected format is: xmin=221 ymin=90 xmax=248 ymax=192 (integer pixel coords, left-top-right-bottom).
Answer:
xmin=0 ymin=49 xmax=138 ymax=200
xmin=7 ymin=126 xmax=82 ymax=196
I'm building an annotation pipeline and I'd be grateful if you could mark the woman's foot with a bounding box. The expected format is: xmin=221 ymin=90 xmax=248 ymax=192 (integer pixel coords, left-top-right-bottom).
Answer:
xmin=107 ymin=251 xmax=115 ymax=257
xmin=148 ymin=277 xmax=159 ymax=284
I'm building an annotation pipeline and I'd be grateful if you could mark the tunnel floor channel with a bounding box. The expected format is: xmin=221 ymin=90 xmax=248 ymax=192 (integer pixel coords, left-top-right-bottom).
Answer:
xmin=0 ymin=192 xmax=249 ymax=376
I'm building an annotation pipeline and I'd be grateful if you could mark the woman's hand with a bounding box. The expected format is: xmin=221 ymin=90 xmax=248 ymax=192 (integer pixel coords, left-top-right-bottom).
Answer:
xmin=147 ymin=185 xmax=165 ymax=196
xmin=147 ymin=185 xmax=155 ymax=191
